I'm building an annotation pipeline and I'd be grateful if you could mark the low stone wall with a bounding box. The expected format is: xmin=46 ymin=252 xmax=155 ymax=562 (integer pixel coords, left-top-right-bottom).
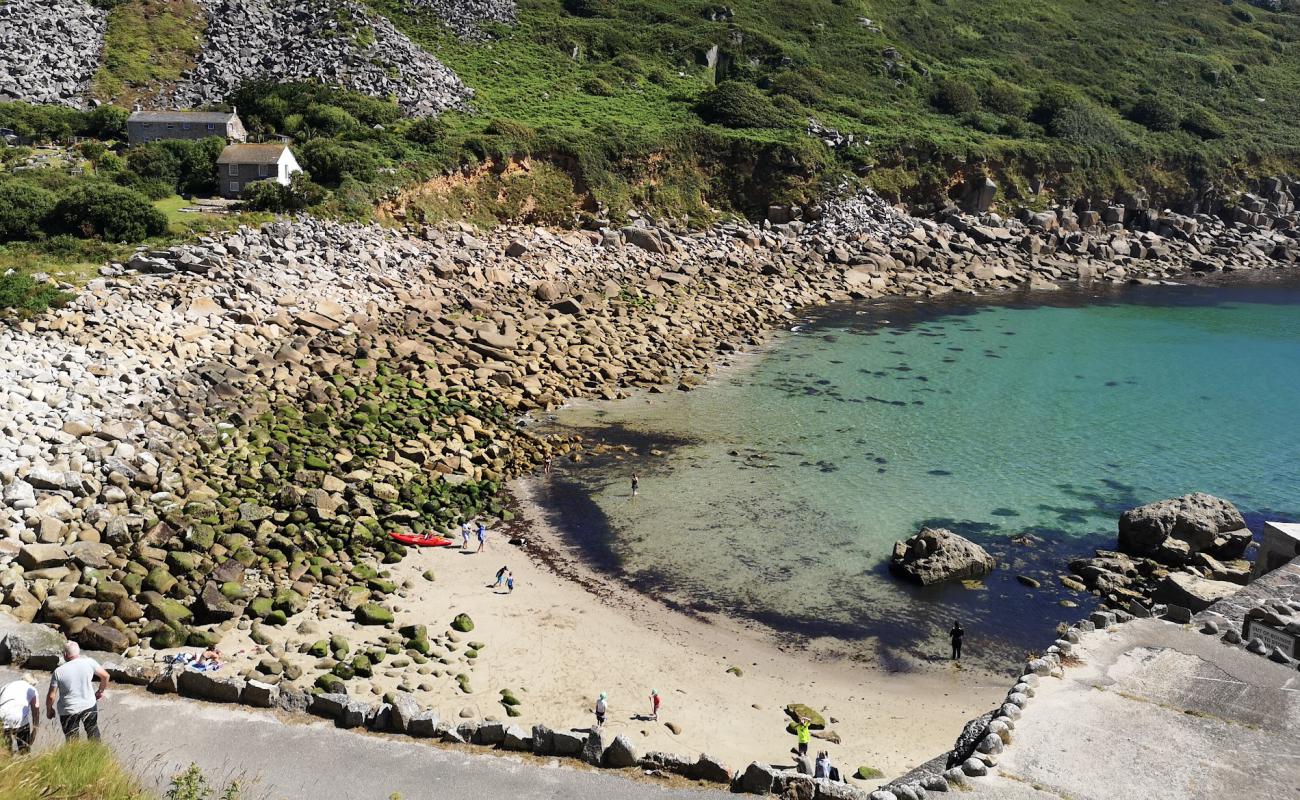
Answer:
xmin=0 ymin=610 xmax=734 ymax=786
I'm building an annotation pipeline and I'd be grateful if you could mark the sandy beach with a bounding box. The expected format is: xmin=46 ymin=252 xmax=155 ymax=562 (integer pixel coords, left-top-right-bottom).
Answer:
xmin=200 ymin=466 xmax=1007 ymax=784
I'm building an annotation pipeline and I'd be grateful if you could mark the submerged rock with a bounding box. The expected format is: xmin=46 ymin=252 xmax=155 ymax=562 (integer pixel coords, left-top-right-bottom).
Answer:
xmin=890 ymin=527 xmax=996 ymax=585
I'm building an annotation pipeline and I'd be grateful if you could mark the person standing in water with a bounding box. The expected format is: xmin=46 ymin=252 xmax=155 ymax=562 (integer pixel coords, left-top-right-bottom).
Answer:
xmin=950 ymin=621 xmax=965 ymax=661
xmin=631 ymin=473 xmax=639 ymax=497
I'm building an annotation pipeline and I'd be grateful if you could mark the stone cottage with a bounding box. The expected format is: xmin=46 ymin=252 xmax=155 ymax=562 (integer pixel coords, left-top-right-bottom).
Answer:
xmin=215 ymin=143 xmax=301 ymax=198
xmin=126 ymin=110 xmax=247 ymax=146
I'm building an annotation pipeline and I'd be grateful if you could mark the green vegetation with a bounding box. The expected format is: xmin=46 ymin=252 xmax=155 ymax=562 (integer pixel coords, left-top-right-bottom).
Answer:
xmin=94 ymin=0 xmax=207 ymax=104
xmin=0 ymin=741 xmax=145 ymax=800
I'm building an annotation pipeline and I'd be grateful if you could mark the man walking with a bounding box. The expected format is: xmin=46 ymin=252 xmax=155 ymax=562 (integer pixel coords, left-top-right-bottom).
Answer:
xmin=46 ymin=642 xmax=109 ymax=740
xmin=0 ymin=673 xmax=40 ymax=753
xmin=950 ymin=621 xmax=965 ymax=661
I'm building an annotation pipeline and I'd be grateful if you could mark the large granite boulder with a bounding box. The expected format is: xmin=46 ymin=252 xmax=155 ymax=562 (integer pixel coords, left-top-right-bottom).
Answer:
xmin=1118 ymin=493 xmax=1252 ymax=563
xmin=890 ymin=528 xmax=995 ymax=585
xmin=1153 ymin=572 xmax=1241 ymax=612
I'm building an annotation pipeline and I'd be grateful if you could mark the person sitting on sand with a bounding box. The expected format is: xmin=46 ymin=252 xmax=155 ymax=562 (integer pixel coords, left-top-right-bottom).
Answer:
xmin=649 ymin=689 xmax=661 ymax=721
xmin=794 ymin=717 xmax=812 ymax=756
xmin=490 ymin=566 xmax=508 ymax=589
xmin=595 ymin=692 xmax=608 ymax=726
xmin=814 ymin=751 xmax=830 ymax=779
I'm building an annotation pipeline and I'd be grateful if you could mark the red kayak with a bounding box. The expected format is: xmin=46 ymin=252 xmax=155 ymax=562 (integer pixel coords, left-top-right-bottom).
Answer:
xmin=389 ymin=531 xmax=456 ymax=547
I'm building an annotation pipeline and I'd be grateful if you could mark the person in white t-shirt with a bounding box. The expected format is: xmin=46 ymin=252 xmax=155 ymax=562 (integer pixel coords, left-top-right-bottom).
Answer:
xmin=0 ymin=673 xmax=40 ymax=753
xmin=46 ymin=642 xmax=110 ymax=740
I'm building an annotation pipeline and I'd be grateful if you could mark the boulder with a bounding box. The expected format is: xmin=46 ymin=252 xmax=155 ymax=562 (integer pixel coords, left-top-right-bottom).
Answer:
xmin=1153 ymin=572 xmax=1241 ymax=612
xmin=77 ymin=623 xmax=129 ymax=653
xmin=17 ymin=543 xmax=69 ymax=571
xmin=582 ymin=728 xmax=609 ymax=765
xmin=501 ymin=725 xmax=531 ymax=751
xmin=740 ymin=762 xmax=779 ymax=794
xmin=531 ymin=724 xmax=554 ymax=755
xmin=196 ymin=581 xmax=243 ymax=623
xmin=1118 ymin=494 xmax=1251 ymax=561
xmin=603 ymin=733 xmax=639 ymax=768
xmin=0 ymin=620 xmax=66 ymax=669
xmin=354 ymin=603 xmax=394 ymax=625
xmin=689 ymin=753 xmax=733 ymax=783
xmin=889 ymin=528 xmax=995 ymax=585
xmin=242 ymin=680 xmax=279 ymax=708
xmin=388 ymin=693 xmax=420 ymax=733
xmin=474 ymin=721 xmax=507 ymax=746
xmin=551 ymin=729 xmax=585 ymax=755
xmin=177 ymin=670 xmax=245 ymax=703
xmin=621 ymin=226 xmax=667 ymax=254
xmin=408 ymin=710 xmax=441 ymax=737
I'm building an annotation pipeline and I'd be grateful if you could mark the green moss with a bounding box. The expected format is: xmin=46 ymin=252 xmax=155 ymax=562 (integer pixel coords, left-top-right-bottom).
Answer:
xmin=855 ymin=766 xmax=884 ymax=780
xmin=355 ymin=602 xmax=394 ymax=625
xmin=451 ymin=613 xmax=474 ymax=633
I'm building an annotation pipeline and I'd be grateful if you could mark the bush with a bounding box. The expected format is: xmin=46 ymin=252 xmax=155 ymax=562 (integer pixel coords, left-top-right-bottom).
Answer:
xmin=304 ymin=104 xmax=360 ymax=137
xmin=52 ymin=183 xmax=167 ymax=241
xmin=86 ymin=104 xmax=129 ymax=140
xmin=405 ymin=115 xmax=448 ymax=145
xmin=983 ymin=81 xmax=1030 ymax=118
xmin=1232 ymin=7 xmax=1254 ymax=22
xmin=930 ymin=78 xmax=980 ymax=114
xmin=0 ymin=181 xmax=58 ymax=241
xmin=1048 ymin=99 xmax=1128 ymax=151
xmin=581 ymin=77 xmax=615 ymax=96
xmin=768 ymin=71 xmax=825 ymax=105
xmin=0 ymin=271 xmax=72 ymax=313
xmin=695 ymin=81 xmax=788 ymax=128
xmin=297 ymin=139 xmax=380 ymax=185
xmin=1181 ymin=106 xmax=1228 ymax=139
xmin=1127 ymin=95 xmax=1181 ymax=132
xmin=562 ymin=0 xmax=613 ymax=17
xmin=240 ymin=172 xmax=326 ymax=212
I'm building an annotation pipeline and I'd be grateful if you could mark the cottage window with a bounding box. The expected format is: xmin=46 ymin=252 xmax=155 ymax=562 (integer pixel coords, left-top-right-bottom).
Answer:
xmin=182 ymin=123 xmax=192 ymax=130
xmin=257 ymin=163 xmax=268 ymax=177
xmin=206 ymin=123 xmax=215 ymax=131
xmin=228 ymin=164 xmax=238 ymax=176
xmin=229 ymin=181 xmax=239 ymax=194
xmin=142 ymin=122 xmax=151 ymax=128
xmin=166 ymin=123 xmax=174 ymax=129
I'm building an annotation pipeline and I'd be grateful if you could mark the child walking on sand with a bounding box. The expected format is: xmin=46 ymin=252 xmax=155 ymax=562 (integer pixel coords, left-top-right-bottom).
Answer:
xmin=476 ymin=522 xmax=488 ymax=553
xmin=649 ymin=689 xmax=661 ymax=721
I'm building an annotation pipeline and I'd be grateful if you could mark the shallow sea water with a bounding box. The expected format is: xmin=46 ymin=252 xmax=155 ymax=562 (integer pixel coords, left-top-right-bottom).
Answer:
xmin=530 ymin=275 xmax=1300 ymax=668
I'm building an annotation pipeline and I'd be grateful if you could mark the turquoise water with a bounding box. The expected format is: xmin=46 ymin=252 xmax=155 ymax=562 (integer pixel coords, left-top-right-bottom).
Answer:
xmin=532 ymin=275 xmax=1300 ymax=668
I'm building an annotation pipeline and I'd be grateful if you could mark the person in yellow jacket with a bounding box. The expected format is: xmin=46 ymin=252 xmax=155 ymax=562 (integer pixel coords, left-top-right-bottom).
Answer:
xmin=794 ymin=717 xmax=812 ymax=756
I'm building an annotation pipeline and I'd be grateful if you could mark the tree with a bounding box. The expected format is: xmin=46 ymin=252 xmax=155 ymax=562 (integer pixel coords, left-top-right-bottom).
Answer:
xmin=0 ymin=181 xmax=58 ymax=241
xmin=297 ymin=139 xmax=380 ymax=185
xmin=52 ymin=183 xmax=167 ymax=241
xmin=240 ymin=172 xmax=326 ymax=212
xmin=86 ymin=105 xmax=129 ymax=140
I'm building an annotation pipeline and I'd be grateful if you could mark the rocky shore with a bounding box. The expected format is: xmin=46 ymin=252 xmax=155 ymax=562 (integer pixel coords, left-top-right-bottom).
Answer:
xmin=2 ymin=185 xmax=1299 ymax=784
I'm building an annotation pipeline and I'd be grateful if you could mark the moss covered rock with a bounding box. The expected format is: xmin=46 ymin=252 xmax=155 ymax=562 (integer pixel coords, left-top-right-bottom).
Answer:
xmin=451 ymin=613 xmax=474 ymax=633
xmin=355 ymin=603 xmax=394 ymax=625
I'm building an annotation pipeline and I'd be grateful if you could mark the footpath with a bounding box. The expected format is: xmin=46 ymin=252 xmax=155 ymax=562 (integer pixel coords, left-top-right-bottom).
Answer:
xmin=0 ymin=666 xmax=725 ymax=800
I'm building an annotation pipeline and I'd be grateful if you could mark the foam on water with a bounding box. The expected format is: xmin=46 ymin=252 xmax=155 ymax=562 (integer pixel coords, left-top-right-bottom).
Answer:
xmin=532 ymin=276 xmax=1300 ymax=668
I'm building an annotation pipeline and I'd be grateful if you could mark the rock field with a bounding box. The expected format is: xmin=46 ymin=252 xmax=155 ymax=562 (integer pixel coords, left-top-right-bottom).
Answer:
xmin=0 ymin=0 xmax=106 ymax=108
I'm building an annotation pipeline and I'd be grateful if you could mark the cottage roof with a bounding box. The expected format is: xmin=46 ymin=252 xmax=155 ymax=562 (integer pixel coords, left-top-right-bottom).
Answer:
xmin=128 ymin=110 xmax=238 ymax=125
xmin=217 ymin=144 xmax=291 ymax=165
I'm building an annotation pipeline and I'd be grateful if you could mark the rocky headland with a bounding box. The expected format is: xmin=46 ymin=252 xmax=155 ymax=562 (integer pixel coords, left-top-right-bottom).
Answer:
xmin=2 ymin=187 xmax=1299 ymax=786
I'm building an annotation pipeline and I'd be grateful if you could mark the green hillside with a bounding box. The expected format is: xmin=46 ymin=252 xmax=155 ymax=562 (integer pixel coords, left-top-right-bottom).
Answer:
xmin=390 ymin=0 xmax=1300 ymax=204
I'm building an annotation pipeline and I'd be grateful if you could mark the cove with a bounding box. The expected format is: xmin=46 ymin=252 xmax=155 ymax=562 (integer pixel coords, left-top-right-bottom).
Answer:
xmin=529 ymin=274 xmax=1300 ymax=669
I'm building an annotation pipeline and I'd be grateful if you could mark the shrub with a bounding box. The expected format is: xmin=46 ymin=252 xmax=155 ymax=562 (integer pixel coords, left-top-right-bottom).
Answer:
xmin=581 ymin=77 xmax=615 ymax=96
xmin=0 ymin=271 xmax=72 ymax=314
xmin=52 ymin=183 xmax=167 ymax=241
xmin=768 ymin=71 xmax=825 ymax=105
xmin=304 ymin=104 xmax=359 ymax=137
xmin=297 ymin=139 xmax=380 ymax=185
xmin=930 ymin=77 xmax=980 ymax=114
xmin=1128 ymin=94 xmax=1181 ymax=131
xmin=1181 ymin=105 xmax=1228 ymax=139
xmin=983 ymin=81 xmax=1030 ymax=118
xmin=405 ymin=115 xmax=448 ymax=145
xmin=484 ymin=118 xmax=537 ymax=141
xmin=562 ymin=0 xmax=612 ymax=17
xmin=86 ymin=104 xmax=129 ymax=140
xmin=1232 ymin=7 xmax=1254 ymax=22
xmin=240 ymin=172 xmax=326 ymax=212
xmin=0 ymin=181 xmax=58 ymax=241
xmin=1048 ymin=99 xmax=1128 ymax=151
xmin=695 ymin=81 xmax=788 ymax=128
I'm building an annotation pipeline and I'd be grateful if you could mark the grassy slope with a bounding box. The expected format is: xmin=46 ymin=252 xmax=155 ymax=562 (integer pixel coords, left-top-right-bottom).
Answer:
xmin=0 ymin=742 xmax=146 ymax=800
xmin=383 ymin=0 xmax=1300 ymax=201
xmin=94 ymin=0 xmax=206 ymax=105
